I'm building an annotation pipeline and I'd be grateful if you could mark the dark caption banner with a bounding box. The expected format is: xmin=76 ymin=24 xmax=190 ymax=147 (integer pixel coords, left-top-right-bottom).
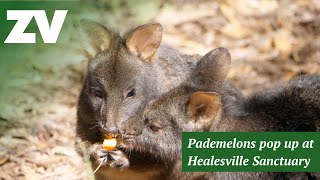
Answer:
xmin=182 ymin=132 xmax=320 ymax=172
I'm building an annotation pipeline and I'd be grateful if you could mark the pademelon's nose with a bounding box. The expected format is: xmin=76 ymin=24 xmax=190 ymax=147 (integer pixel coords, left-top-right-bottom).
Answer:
xmin=103 ymin=126 xmax=119 ymax=136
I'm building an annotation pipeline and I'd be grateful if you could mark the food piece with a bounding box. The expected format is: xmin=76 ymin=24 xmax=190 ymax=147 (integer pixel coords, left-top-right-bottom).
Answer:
xmin=103 ymin=138 xmax=117 ymax=151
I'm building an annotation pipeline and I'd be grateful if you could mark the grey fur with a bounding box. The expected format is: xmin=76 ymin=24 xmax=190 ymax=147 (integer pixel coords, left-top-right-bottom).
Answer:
xmin=121 ymin=48 xmax=319 ymax=180
xmin=76 ymin=21 xmax=200 ymax=179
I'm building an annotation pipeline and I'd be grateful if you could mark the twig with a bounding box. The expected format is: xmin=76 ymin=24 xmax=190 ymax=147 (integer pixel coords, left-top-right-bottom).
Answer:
xmin=93 ymin=156 xmax=108 ymax=174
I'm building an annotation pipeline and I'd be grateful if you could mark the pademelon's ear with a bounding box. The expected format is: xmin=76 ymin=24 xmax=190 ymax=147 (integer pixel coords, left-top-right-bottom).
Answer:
xmin=193 ymin=47 xmax=231 ymax=88
xmin=79 ymin=19 xmax=111 ymax=57
xmin=126 ymin=23 xmax=163 ymax=63
xmin=187 ymin=91 xmax=221 ymax=123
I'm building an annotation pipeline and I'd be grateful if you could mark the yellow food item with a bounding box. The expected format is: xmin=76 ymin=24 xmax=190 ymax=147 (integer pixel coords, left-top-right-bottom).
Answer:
xmin=103 ymin=138 xmax=117 ymax=151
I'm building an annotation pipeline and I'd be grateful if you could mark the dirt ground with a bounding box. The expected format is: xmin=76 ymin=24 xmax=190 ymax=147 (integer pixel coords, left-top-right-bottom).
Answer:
xmin=0 ymin=0 xmax=319 ymax=179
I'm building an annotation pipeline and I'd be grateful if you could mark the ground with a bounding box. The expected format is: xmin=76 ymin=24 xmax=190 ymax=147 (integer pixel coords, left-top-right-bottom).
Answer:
xmin=0 ymin=0 xmax=319 ymax=179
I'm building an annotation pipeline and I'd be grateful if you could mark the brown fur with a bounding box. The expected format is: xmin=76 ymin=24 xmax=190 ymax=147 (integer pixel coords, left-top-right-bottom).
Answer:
xmin=76 ymin=20 xmax=199 ymax=179
xmin=121 ymin=48 xmax=319 ymax=179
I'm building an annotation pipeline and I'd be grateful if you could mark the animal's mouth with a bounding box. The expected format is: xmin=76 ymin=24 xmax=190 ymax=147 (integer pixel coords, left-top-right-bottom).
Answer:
xmin=116 ymin=135 xmax=152 ymax=157
xmin=121 ymin=135 xmax=136 ymax=145
xmin=117 ymin=133 xmax=140 ymax=150
xmin=104 ymin=133 xmax=118 ymax=139
xmin=102 ymin=133 xmax=135 ymax=150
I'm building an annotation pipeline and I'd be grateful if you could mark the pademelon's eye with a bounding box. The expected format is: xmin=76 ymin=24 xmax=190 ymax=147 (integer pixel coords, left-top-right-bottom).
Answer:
xmin=148 ymin=122 xmax=163 ymax=133
xmin=92 ymin=87 xmax=103 ymax=98
xmin=126 ymin=88 xmax=135 ymax=98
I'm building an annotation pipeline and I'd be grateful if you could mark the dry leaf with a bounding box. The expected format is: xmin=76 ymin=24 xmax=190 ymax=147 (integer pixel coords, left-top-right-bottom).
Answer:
xmin=273 ymin=29 xmax=293 ymax=59
xmin=0 ymin=154 xmax=9 ymax=165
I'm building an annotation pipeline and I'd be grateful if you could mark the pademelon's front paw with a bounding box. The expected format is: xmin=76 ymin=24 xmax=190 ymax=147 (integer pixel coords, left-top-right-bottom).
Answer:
xmin=108 ymin=150 xmax=130 ymax=170
xmin=89 ymin=144 xmax=129 ymax=170
xmin=89 ymin=143 xmax=109 ymax=166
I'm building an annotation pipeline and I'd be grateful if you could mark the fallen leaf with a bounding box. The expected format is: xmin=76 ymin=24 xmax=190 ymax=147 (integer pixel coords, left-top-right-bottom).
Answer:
xmin=0 ymin=154 xmax=9 ymax=165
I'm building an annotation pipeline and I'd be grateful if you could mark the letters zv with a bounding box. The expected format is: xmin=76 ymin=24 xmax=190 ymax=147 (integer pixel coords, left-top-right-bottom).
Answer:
xmin=4 ymin=10 xmax=68 ymax=43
